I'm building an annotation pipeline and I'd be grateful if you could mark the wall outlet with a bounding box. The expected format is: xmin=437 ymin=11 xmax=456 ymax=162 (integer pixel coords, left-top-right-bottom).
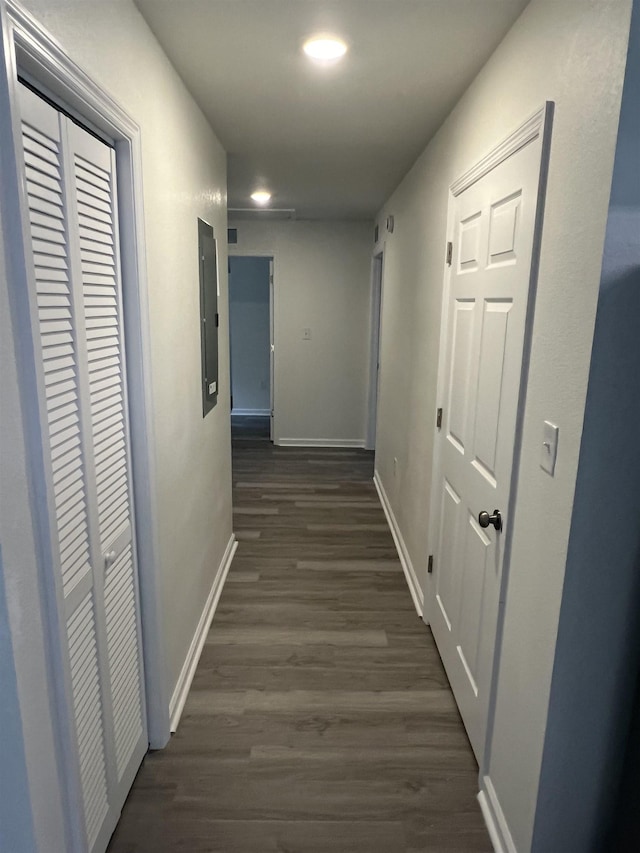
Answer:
xmin=303 ymin=327 xmax=311 ymax=340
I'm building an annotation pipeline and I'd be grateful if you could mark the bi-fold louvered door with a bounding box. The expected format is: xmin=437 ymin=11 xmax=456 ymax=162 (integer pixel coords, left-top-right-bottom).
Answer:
xmin=18 ymin=82 xmax=147 ymax=853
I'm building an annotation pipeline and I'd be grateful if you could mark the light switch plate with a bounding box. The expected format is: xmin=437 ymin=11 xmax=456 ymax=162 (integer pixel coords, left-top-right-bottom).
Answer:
xmin=208 ymin=381 xmax=217 ymax=395
xmin=303 ymin=327 xmax=311 ymax=340
xmin=540 ymin=420 xmax=559 ymax=475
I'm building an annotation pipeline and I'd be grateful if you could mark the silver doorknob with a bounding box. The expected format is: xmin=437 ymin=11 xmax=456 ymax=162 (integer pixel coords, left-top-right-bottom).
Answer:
xmin=478 ymin=509 xmax=502 ymax=532
xmin=104 ymin=551 xmax=116 ymax=569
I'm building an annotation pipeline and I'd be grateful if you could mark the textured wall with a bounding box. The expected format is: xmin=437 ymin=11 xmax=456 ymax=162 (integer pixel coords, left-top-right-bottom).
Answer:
xmin=229 ymin=219 xmax=373 ymax=445
xmin=533 ymin=3 xmax=640 ymax=848
xmin=373 ymin=0 xmax=632 ymax=848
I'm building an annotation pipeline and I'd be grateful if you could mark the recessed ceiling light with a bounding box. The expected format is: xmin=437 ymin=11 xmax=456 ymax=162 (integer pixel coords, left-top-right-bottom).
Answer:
xmin=250 ymin=190 xmax=271 ymax=205
xmin=303 ymin=35 xmax=348 ymax=63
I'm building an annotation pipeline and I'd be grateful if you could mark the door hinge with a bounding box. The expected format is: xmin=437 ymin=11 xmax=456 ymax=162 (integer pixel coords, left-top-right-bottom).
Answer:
xmin=428 ymin=555 xmax=434 ymax=574
xmin=215 ymin=313 xmax=219 ymax=327
xmin=436 ymin=407 xmax=443 ymax=430
xmin=446 ymin=241 xmax=453 ymax=266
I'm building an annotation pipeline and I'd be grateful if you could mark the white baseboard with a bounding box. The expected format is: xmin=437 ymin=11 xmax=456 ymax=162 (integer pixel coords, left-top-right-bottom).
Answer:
xmin=169 ymin=534 xmax=238 ymax=732
xmin=231 ymin=408 xmax=270 ymax=417
xmin=373 ymin=470 xmax=424 ymax=616
xmin=278 ymin=438 xmax=366 ymax=448
xmin=478 ymin=776 xmax=516 ymax=853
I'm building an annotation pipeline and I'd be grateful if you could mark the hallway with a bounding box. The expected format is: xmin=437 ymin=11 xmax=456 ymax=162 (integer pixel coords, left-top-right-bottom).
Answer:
xmin=108 ymin=442 xmax=490 ymax=852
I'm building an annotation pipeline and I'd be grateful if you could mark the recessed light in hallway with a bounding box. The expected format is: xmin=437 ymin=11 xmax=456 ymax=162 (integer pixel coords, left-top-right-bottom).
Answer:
xmin=107 ymin=442 xmax=490 ymax=852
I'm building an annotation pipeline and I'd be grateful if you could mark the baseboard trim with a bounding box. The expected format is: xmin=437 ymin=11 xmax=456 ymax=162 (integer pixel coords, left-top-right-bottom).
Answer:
xmin=478 ymin=776 xmax=516 ymax=853
xmin=278 ymin=438 xmax=366 ymax=448
xmin=373 ymin=470 xmax=424 ymax=617
xmin=169 ymin=534 xmax=238 ymax=732
xmin=231 ymin=408 xmax=270 ymax=417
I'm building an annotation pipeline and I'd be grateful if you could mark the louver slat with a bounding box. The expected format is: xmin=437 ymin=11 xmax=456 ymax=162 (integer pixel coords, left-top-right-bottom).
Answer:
xmin=104 ymin=546 xmax=143 ymax=775
xmin=67 ymin=594 xmax=109 ymax=850
xmin=75 ymin=151 xmax=131 ymax=551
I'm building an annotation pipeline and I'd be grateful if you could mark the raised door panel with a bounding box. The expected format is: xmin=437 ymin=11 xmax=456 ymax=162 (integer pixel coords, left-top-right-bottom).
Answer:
xmin=434 ymin=479 xmax=463 ymax=632
xmin=471 ymin=300 xmax=512 ymax=488
xmin=456 ymin=514 xmax=492 ymax=696
xmin=446 ymin=300 xmax=475 ymax=456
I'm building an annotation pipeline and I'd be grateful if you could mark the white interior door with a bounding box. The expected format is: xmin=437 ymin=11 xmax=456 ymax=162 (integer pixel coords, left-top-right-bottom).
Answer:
xmin=430 ymin=125 xmax=548 ymax=761
xmin=19 ymin=82 xmax=147 ymax=852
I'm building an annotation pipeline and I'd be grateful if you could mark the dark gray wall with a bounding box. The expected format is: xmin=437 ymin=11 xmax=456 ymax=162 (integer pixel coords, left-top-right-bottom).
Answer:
xmin=532 ymin=5 xmax=640 ymax=850
xmin=613 ymin=671 xmax=640 ymax=850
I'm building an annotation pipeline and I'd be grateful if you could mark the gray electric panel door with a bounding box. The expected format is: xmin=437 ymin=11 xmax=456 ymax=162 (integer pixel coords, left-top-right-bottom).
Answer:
xmin=199 ymin=218 xmax=218 ymax=416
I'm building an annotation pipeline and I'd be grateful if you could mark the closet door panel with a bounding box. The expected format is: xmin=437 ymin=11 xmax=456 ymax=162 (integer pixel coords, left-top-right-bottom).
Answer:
xmin=19 ymin=85 xmax=111 ymax=851
xmin=19 ymin=83 xmax=147 ymax=851
xmin=67 ymin=122 xmax=146 ymax=790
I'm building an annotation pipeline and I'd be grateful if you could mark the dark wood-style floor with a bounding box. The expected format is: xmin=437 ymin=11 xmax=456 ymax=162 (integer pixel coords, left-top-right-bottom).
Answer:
xmin=231 ymin=414 xmax=271 ymax=440
xmin=108 ymin=442 xmax=490 ymax=852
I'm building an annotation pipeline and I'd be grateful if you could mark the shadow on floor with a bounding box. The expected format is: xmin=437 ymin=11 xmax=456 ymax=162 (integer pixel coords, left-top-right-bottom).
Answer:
xmin=231 ymin=414 xmax=271 ymax=441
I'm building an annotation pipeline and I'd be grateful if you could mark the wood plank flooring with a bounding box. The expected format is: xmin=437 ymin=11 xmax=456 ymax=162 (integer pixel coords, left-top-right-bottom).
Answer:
xmin=231 ymin=414 xmax=271 ymax=440
xmin=108 ymin=442 xmax=490 ymax=852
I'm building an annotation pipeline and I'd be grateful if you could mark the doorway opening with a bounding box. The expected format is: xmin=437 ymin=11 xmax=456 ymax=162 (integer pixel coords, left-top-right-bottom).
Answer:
xmin=228 ymin=255 xmax=274 ymax=442
xmin=366 ymin=251 xmax=384 ymax=450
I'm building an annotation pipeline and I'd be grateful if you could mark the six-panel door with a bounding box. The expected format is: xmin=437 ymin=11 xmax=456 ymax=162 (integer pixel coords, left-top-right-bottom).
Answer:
xmin=430 ymin=137 xmax=544 ymax=761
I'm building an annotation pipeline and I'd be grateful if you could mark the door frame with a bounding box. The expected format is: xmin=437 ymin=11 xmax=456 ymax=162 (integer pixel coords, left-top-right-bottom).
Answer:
xmin=1 ymin=0 xmax=170 ymax=803
xmin=424 ymin=103 xmax=554 ymax=766
xmin=366 ymin=249 xmax=384 ymax=451
xmin=228 ymin=250 xmax=276 ymax=441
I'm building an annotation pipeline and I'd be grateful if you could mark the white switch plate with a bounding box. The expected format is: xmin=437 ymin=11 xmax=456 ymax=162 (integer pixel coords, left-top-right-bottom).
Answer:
xmin=540 ymin=420 xmax=559 ymax=475
xmin=208 ymin=381 xmax=217 ymax=395
xmin=303 ymin=327 xmax=311 ymax=340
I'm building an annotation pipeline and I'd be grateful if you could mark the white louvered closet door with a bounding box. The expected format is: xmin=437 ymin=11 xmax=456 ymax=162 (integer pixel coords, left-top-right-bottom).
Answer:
xmin=18 ymin=83 xmax=147 ymax=853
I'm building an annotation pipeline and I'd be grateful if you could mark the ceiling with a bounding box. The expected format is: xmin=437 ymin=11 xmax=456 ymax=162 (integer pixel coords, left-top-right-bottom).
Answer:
xmin=135 ymin=0 xmax=530 ymax=220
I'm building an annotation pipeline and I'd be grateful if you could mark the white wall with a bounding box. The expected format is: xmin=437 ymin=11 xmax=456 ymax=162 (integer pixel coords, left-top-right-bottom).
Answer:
xmin=532 ymin=4 xmax=640 ymax=849
xmin=17 ymin=0 xmax=233 ymax=697
xmin=229 ymin=219 xmax=372 ymax=446
xmin=229 ymin=255 xmax=270 ymax=414
xmin=0 ymin=0 xmax=233 ymax=843
xmin=373 ymin=0 xmax=632 ymax=849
